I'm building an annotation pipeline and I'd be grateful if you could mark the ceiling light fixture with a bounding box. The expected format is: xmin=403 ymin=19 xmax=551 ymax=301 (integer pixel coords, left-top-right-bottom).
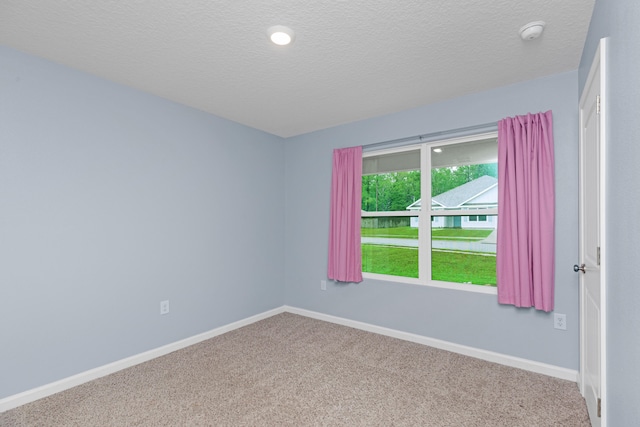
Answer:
xmin=519 ymin=21 xmax=546 ymax=41
xmin=268 ymin=25 xmax=295 ymax=46
xmin=433 ymin=148 xmax=443 ymax=153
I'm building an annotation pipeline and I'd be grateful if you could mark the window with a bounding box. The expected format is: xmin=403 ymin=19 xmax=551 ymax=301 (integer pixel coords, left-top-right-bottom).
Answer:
xmin=361 ymin=133 xmax=498 ymax=291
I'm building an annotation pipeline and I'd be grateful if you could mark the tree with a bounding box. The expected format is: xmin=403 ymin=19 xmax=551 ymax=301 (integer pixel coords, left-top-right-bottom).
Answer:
xmin=362 ymin=163 xmax=496 ymax=212
xmin=362 ymin=171 xmax=420 ymax=212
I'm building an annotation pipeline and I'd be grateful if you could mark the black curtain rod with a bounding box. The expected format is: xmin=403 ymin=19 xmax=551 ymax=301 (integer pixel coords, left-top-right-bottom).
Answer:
xmin=363 ymin=121 xmax=498 ymax=152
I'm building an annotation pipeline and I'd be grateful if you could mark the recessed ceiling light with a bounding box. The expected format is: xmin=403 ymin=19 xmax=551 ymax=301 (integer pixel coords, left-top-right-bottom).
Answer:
xmin=268 ymin=25 xmax=295 ymax=46
xmin=433 ymin=148 xmax=443 ymax=153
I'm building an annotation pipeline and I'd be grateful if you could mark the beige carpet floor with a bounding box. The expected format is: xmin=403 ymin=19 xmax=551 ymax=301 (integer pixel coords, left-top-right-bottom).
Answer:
xmin=1 ymin=312 xmax=590 ymax=426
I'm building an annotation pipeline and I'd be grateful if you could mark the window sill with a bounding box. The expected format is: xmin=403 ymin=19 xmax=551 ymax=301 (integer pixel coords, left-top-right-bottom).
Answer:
xmin=361 ymin=272 xmax=498 ymax=295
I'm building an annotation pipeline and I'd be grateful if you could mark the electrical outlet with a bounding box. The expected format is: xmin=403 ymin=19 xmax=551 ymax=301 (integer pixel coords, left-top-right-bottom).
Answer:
xmin=554 ymin=313 xmax=566 ymax=330
xmin=320 ymin=280 xmax=327 ymax=291
xmin=160 ymin=300 xmax=170 ymax=315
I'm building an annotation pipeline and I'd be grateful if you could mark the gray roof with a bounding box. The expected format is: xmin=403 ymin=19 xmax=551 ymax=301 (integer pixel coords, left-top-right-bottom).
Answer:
xmin=407 ymin=175 xmax=497 ymax=209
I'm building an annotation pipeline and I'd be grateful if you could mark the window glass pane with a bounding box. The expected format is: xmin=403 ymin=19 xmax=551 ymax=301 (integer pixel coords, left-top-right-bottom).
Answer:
xmin=361 ymin=216 xmax=418 ymax=278
xmin=431 ymin=215 xmax=496 ymax=286
xmin=360 ymin=135 xmax=499 ymax=288
xmin=431 ymin=138 xmax=497 ymax=212
xmin=362 ymin=149 xmax=420 ymax=213
xmin=363 ymin=149 xmax=420 ymax=175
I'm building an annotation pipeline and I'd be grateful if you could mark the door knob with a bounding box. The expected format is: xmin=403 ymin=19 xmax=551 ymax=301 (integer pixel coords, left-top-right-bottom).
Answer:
xmin=573 ymin=264 xmax=586 ymax=273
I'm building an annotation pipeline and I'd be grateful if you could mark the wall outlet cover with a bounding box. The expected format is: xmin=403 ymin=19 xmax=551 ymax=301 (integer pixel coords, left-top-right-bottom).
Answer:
xmin=160 ymin=300 xmax=170 ymax=315
xmin=553 ymin=313 xmax=566 ymax=330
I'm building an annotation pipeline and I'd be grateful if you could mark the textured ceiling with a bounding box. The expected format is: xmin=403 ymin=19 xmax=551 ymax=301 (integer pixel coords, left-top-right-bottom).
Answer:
xmin=0 ymin=1 xmax=595 ymax=137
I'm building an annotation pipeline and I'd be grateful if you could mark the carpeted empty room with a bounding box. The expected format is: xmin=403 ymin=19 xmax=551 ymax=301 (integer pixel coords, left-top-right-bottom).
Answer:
xmin=6 ymin=0 xmax=640 ymax=424
xmin=1 ymin=313 xmax=590 ymax=426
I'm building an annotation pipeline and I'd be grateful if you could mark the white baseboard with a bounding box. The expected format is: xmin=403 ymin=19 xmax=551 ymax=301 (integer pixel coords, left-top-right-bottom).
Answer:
xmin=0 ymin=307 xmax=285 ymax=413
xmin=1 ymin=304 xmax=577 ymax=413
xmin=283 ymin=306 xmax=579 ymax=382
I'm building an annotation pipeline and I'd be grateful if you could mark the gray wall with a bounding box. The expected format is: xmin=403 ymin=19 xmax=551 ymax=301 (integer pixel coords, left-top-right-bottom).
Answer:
xmin=284 ymin=71 xmax=580 ymax=369
xmin=579 ymin=0 xmax=640 ymax=424
xmin=1 ymin=39 xmax=593 ymax=404
xmin=0 ymin=46 xmax=285 ymax=399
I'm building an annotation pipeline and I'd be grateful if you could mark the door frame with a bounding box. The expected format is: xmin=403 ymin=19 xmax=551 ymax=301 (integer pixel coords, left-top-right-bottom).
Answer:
xmin=578 ymin=37 xmax=608 ymax=425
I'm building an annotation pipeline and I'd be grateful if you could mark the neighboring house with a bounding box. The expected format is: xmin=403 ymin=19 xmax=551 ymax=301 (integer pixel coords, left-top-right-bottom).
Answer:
xmin=406 ymin=175 xmax=497 ymax=229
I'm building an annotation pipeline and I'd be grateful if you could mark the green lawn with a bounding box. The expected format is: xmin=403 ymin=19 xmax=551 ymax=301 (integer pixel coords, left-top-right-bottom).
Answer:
xmin=362 ymin=244 xmax=419 ymax=277
xmin=431 ymin=228 xmax=493 ymax=239
xmin=361 ymin=226 xmax=418 ymax=238
xmin=361 ymin=226 xmax=492 ymax=241
xmin=432 ymin=251 xmax=496 ymax=285
xmin=362 ymin=244 xmax=496 ymax=286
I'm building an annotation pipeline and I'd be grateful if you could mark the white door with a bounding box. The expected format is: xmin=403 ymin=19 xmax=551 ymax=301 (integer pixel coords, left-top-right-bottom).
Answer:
xmin=578 ymin=38 xmax=607 ymax=427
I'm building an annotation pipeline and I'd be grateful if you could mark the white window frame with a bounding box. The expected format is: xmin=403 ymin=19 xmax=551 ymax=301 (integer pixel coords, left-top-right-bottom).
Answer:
xmin=361 ymin=132 xmax=498 ymax=295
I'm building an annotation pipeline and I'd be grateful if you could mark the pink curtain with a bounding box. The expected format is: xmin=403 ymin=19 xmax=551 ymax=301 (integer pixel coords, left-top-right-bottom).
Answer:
xmin=497 ymin=111 xmax=555 ymax=312
xmin=328 ymin=146 xmax=363 ymax=283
